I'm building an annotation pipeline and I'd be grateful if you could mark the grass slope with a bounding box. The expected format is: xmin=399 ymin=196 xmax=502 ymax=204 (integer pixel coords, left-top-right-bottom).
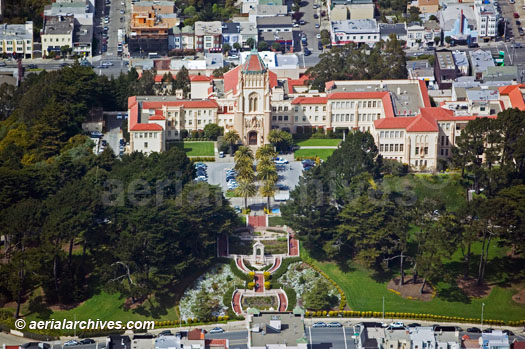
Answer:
xmin=294 ymin=148 xmax=335 ymax=160
xmin=304 ymin=240 xmax=525 ymax=321
xmin=172 ymin=141 xmax=214 ymax=157
xmin=296 ymin=139 xmax=341 ymax=147
xmin=23 ymin=292 xmax=179 ymax=322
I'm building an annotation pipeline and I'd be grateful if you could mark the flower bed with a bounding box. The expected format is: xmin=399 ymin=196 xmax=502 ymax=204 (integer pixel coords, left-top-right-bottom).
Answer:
xmin=279 ymin=262 xmax=340 ymax=307
xmin=179 ymin=264 xmax=243 ymax=320
xmin=241 ymin=296 xmax=278 ymax=310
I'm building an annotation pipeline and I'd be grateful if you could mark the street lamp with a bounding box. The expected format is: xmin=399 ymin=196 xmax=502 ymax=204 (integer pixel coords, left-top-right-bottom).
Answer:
xmin=481 ymin=303 xmax=485 ymax=330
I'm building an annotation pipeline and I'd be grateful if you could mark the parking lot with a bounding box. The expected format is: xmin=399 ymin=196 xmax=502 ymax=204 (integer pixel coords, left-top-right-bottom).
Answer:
xmin=198 ymin=157 xmax=303 ymax=212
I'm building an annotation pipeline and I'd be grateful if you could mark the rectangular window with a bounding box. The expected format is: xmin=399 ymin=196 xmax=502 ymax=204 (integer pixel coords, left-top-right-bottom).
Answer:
xmin=350 ymin=102 xmax=354 ymax=108
xmin=278 ymin=106 xmax=282 ymax=111
xmin=284 ymin=115 xmax=288 ymax=121
xmin=144 ymin=142 xmax=148 ymax=148
xmin=395 ymin=131 xmax=400 ymax=138
xmin=295 ymin=106 xmax=299 ymax=112
xmin=380 ymin=144 xmax=384 ymax=152
xmin=380 ymin=131 xmax=384 ymax=138
xmin=278 ymin=115 xmax=282 ymax=121
xmin=390 ymin=144 xmax=394 ymax=152
xmin=400 ymin=144 xmax=404 ymax=151
xmin=446 ymin=136 xmax=449 ymax=146
xmin=395 ymin=144 xmax=399 ymax=152
xmin=323 ymin=106 xmax=326 ymax=111
xmin=415 ymin=147 xmax=419 ymax=154
xmin=273 ymin=115 xmax=277 ymax=121
xmin=445 ymin=149 xmax=449 ymax=156
xmin=424 ymin=147 xmax=429 ymax=155
xmin=441 ymin=149 xmax=444 ymax=156
xmin=295 ymin=116 xmax=298 ymax=121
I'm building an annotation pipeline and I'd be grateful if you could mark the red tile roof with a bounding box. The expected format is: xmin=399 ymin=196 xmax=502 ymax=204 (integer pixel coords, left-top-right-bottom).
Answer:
xmin=498 ymin=84 xmax=525 ymax=111
xmin=188 ymin=328 xmax=206 ymax=340
xmin=291 ymin=96 xmax=328 ymax=104
xmin=154 ymin=75 xmax=164 ymax=83
xmin=419 ymin=80 xmax=432 ymax=108
xmin=269 ymin=70 xmax=278 ymax=89
xmin=130 ymin=123 xmax=163 ymax=131
xmin=244 ymin=53 xmax=265 ymax=72
xmin=205 ymin=338 xmax=228 ymax=348
xmin=406 ymin=114 xmax=439 ymax=132
xmin=287 ymin=74 xmax=310 ymax=93
xmin=223 ymin=65 xmax=241 ymax=94
xmin=149 ymin=115 xmax=166 ymax=120
xmin=128 ymin=96 xmax=139 ymax=130
xmin=374 ymin=117 xmax=416 ymax=129
xmin=191 ymin=75 xmax=211 ymax=82
xmin=142 ymin=100 xmax=219 ymax=109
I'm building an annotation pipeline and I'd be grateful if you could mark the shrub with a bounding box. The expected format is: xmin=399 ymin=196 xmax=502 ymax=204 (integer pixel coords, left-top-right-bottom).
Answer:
xmin=228 ymin=258 xmax=252 ymax=282
xmin=248 ymin=282 xmax=255 ymax=289
xmin=264 ymin=281 xmax=270 ymax=290
xmin=284 ymin=287 xmax=297 ymax=311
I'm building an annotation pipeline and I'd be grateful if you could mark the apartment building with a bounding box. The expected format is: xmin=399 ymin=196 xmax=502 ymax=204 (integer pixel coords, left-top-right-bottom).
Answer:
xmin=129 ymin=10 xmax=171 ymax=55
xmin=195 ymin=21 xmax=223 ymax=52
xmin=474 ymin=0 xmax=500 ymax=40
xmin=330 ymin=19 xmax=380 ymax=46
xmin=0 ymin=22 xmax=33 ymax=59
xmin=41 ymin=15 xmax=75 ymax=58
xmin=171 ymin=25 xmax=194 ymax=50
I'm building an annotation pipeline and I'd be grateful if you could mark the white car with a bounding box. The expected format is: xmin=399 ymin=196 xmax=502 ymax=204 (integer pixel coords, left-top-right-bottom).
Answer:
xmin=209 ymin=327 xmax=225 ymax=334
xmin=274 ymin=157 xmax=289 ymax=164
xmin=389 ymin=322 xmax=405 ymax=329
xmin=102 ymin=61 xmax=114 ymax=66
xmin=64 ymin=340 xmax=79 ymax=346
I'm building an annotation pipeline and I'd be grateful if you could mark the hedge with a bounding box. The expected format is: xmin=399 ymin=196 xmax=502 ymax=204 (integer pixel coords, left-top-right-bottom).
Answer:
xmin=295 ymin=156 xmax=318 ymax=161
xmin=228 ymin=258 xmax=252 ymax=283
xmin=301 ymin=310 xmax=517 ymax=326
xmin=182 ymin=138 xmax=212 ymax=141
xmin=223 ymin=285 xmax=242 ymax=318
xmin=284 ymin=287 xmax=297 ymax=311
xmin=302 ymin=254 xmax=346 ymax=310
xmin=78 ymin=329 xmax=125 ymax=339
xmin=270 ymin=257 xmax=301 ymax=289
xmin=189 ymin=157 xmax=215 ymax=162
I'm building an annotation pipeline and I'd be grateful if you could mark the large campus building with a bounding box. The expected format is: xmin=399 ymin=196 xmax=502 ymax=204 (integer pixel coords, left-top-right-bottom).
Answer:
xmin=128 ymin=52 xmax=523 ymax=171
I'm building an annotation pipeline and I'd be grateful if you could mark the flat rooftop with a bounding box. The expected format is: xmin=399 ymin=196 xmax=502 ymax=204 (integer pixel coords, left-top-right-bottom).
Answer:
xmin=250 ymin=313 xmax=305 ymax=348
xmin=43 ymin=15 xmax=74 ymax=35
xmin=0 ymin=22 xmax=33 ymax=40
xmin=329 ymin=80 xmax=427 ymax=116
xmin=331 ymin=19 xmax=379 ymax=33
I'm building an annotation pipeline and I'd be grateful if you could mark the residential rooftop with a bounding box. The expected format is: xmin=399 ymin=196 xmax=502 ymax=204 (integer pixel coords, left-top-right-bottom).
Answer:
xmin=331 ymin=19 xmax=379 ymax=33
xmin=256 ymin=16 xmax=293 ymax=28
xmin=0 ymin=22 xmax=33 ymax=41
xmin=195 ymin=21 xmax=222 ymax=36
xmin=249 ymin=312 xmax=306 ymax=348
xmin=43 ymin=15 xmax=74 ymax=35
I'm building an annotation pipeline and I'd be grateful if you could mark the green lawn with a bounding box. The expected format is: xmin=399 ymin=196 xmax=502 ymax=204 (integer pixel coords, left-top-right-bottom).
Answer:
xmin=170 ymin=141 xmax=214 ymax=157
xmin=294 ymin=148 xmax=335 ymax=160
xmin=296 ymin=139 xmax=341 ymax=147
xmin=382 ymin=173 xmax=466 ymax=212
xmin=304 ymin=241 xmax=525 ymax=322
xmin=268 ymin=216 xmax=287 ymax=227
xmin=23 ymin=291 xmax=179 ymax=323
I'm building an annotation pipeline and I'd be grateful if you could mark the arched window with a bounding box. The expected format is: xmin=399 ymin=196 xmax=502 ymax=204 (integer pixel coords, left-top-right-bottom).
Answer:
xmin=248 ymin=93 xmax=258 ymax=112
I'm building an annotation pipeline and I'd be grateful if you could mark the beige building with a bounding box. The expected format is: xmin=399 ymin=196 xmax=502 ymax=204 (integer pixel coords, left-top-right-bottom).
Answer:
xmin=127 ymin=52 xmax=514 ymax=171
xmin=41 ymin=15 xmax=74 ymax=57
xmin=331 ymin=4 xmax=375 ymax=20
xmin=0 ymin=21 xmax=34 ymax=59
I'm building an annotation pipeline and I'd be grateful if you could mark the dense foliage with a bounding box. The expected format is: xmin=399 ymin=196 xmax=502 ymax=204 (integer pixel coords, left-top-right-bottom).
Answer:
xmin=283 ymin=119 xmax=525 ymax=292
xmin=306 ymin=39 xmax=407 ymax=92
xmin=0 ymin=66 xmax=238 ymax=318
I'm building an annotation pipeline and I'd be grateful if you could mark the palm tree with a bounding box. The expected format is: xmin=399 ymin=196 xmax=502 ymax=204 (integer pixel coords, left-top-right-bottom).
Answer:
xmin=255 ymin=144 xmax=277 ymax=161
xmin=234 ymin=146 xmax=254 ymax=163
xmin=257 ymin=161 xmax=278 ymax=182
xmin=235 ymin=180 xmax=257 ymax=210
xmin=223 ymin=130 xmax=240 ymax=156
xmin=268 ymin=129 xmax=284 ymax=148
xmin=259 ymin=180 xmax=276 ymax=212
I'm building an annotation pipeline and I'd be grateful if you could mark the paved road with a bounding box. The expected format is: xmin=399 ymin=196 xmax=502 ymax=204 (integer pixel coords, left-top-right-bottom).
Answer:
xmin=102 ymin=112 xmax=125 ymax=156
xmin=291 ymin=0 xmax=324 ymax=67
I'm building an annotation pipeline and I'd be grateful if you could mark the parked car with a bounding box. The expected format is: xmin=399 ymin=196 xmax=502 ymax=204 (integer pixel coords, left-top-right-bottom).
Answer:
xmin=407 ymin=323 xmax=421 ymax=328
xmin=389 ymin=322 xmax=405 ymax=329
xmin=64 ymin=340 xmax=79 ymax=347
xmin=514 ymin=12 xmax=520 ymax=18
xmin=312 ymin=322 xmax=327 ymax=328
xmin=304 ymin=48 xmax=311 ymax=56
xmin=511 ymin=42 xmax=522 ymax=48
xmin=327 ymin=322 xmax=342 ymax=327
xmin=318 ymin=41 xmax=323 ymax=50
xmin=299 ymin=20 xmax=306 ymax=25
xmin=313 ymin=13 xmax=319 ymax=19
xmin=27 ymin=64 xmax=38 ymax=69
xmin=0 ymin=61 xmax=6 ymax=67
xmin=274 ymin=157 xmax=289 ymax=164
xmin=101 ymin=140 xmax=108 ymax=146
xmin=233 ymin=206 xmax=242 ymax=214
xmin=219 ymin=151 xmax=225 ymax=158
xmin=467 ymin=327 xmax=482 ymax=333
xmin=316 ymin=33 xmax=321 ymax=39
xmin=79 ymin=339 xmax=96 ymax=345
xmin=315 ymin=23 xmax=320 ymax=28
xmin=195 ymin=162 xmax=207 ymax=168
xmin=502 ymin=329 xmax=514 ymax=336
xmin=483 ymin=328 xmax=495 ymax=333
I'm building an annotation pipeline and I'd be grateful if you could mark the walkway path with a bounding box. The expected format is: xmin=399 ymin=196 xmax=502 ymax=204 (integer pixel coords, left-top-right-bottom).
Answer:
xmin=289 ymin=234 xmax=299 ymax=256
xmin=248 ymin=215 xmax=266 ymax=228
xmin=278 ymin=292 xmax=287 ymax=312
xmin=254 ymin=273 xmax=264 ymax=293
xmin=267 ymin=257 xmax=281 ymax=274
xmin=235 ymin=256 xmax=249 ymax=273
xmin=232 ymin=290 xmax=242 ymax=315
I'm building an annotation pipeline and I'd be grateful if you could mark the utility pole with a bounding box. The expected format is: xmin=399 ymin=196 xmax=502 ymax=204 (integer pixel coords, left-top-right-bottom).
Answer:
xmin=382 ymin=296 xmax=385 ymax=322
xmin=481 ymin=303 xmax=485 ymax=330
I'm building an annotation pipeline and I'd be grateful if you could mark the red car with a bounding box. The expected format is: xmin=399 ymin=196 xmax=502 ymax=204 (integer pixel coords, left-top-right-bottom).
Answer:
xmin=514 ymin=12 xmax=520 ymax=18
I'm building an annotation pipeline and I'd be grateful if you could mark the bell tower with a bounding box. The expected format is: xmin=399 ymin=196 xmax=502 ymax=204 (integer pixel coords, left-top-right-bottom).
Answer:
xmin=233 ymin=50 xmax=271 ymax=147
